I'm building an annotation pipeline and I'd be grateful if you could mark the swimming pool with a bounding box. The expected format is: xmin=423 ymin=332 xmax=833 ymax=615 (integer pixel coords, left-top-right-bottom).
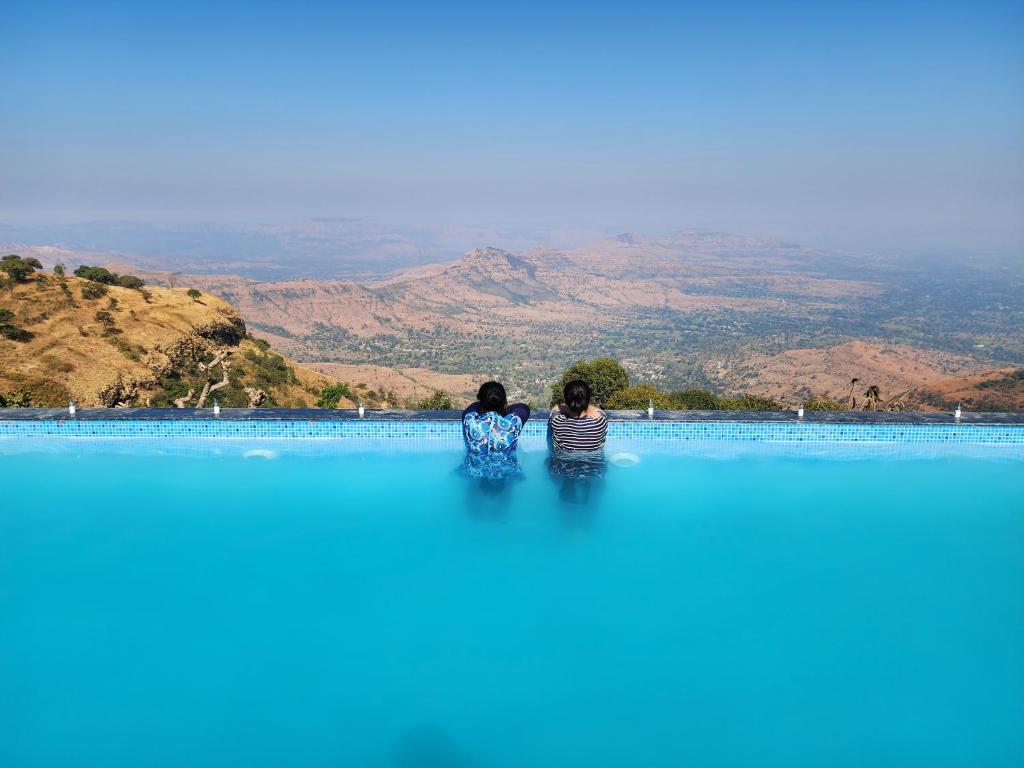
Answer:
xmin=2 ymin=414 xmax=1023 ymax=767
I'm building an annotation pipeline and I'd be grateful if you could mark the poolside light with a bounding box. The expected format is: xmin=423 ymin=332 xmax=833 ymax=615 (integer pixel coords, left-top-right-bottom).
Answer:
xmin=68 ymin=400 xmax=76 ymax=417
xmin=955 ymin=403 xmax=962 ymax=421
xmin=797 ymin=406 xmax=804 ymax=421
xmin=647 ymin=398 xmax=654 ymax=419
xmin=213 ymin=399 xmax=220 ymax=417
xmin=358 ymin=401 xmax=365 ymax=419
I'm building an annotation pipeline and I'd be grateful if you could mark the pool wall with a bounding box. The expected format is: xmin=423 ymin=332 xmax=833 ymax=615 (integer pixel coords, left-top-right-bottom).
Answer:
xmin=1 ymin=409 xmax=1022 ymax=450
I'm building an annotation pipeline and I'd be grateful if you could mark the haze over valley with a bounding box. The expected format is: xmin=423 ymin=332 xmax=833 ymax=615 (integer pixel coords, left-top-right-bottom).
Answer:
xmin=8 ymin=226 xmax=1021 ymax=408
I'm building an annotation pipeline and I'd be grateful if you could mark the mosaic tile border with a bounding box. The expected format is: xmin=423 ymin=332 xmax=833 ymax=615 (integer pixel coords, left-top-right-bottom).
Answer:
xmin=0 ymin=418 xmax=1021 ymax=448
xmin=3 ymin=407 xmax=1024 ymax=424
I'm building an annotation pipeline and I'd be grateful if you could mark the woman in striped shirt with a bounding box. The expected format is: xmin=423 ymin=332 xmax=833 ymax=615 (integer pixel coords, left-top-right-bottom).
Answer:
xmin=548 ymin=379 xmax=608 ymax=453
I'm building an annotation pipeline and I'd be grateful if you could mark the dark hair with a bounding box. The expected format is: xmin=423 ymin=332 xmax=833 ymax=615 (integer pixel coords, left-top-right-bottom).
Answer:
xmin=563 ymin=379 xmax=591 ymax=417
xmin=477 ymin=381 xmax=508 ymax=415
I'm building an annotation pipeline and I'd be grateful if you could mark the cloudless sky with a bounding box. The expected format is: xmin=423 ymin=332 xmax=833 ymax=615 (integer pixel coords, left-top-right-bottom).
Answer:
xmin=2 ymin=0 xmax=1022 ymax=255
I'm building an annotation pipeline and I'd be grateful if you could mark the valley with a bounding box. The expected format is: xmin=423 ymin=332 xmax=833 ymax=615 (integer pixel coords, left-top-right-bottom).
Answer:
xmin=6 ymin=230 xmax=1023 ymax=409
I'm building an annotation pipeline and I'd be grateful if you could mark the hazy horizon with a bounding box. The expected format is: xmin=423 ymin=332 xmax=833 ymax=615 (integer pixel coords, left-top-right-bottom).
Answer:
xmin=3 ymin=1 xmax=1023 ymax=258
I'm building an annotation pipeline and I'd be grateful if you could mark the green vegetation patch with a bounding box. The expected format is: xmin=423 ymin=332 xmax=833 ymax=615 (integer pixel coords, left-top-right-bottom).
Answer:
xmin=549 ymin=357 xmax=783 ymax=411
xmin=316 ymin=382 xmax=352 ymax=408
xmin=74 ymin=265 xmax=146 ymax=290
xmin=0 ymin=307 xmax=33 ymax=342
xmin=1 ymin=254 xmax=41 ymax=284
xmin=415 ymin=390 xmax=453 ymax=410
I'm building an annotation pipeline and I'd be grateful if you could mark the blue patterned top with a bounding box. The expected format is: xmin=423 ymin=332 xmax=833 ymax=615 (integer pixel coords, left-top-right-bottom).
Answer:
xmin=461 ymin=402 xmax=530 ymax=454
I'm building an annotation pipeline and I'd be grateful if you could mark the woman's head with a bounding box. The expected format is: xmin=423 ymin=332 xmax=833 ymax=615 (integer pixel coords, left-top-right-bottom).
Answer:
xmin=563 ymin=379 xmax=591 ymax=417
xmin=477 ymin=381 xmax=508 ymax=415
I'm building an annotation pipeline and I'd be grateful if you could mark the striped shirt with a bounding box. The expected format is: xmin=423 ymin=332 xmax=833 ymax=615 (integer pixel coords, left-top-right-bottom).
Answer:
xmin=548 ymin=410 xmax=608 ymax=452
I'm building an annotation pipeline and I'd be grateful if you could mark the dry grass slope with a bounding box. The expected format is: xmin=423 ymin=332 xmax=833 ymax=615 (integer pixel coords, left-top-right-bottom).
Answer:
xmin=0 ymin=273 xmax=338 ymax=407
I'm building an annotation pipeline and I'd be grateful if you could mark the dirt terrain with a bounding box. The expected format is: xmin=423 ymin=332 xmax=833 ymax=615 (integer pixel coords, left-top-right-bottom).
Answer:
xmin=714 ymin=340 xmax=983 ymax=407
xmin=902 ymin=368 xmax=1024 ymax=412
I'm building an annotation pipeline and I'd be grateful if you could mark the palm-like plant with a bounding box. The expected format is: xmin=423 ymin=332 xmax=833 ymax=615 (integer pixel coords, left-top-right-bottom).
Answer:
xmin=863 ymin=385 xmax=882 ymax=411
xmin=846 ymin=378 xmax=860 ymax=409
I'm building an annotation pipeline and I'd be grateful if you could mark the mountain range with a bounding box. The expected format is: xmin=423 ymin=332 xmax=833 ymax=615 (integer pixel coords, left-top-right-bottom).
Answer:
xmin=5 ymin=229 xmax=1022 ymax=408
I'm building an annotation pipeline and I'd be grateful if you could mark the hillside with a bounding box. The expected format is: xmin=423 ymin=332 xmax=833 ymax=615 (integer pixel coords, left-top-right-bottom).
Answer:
xmin=0 ymin=267 xmax=346 ymax=408
xmin=713 ymin=340 xmax=982 ymax=407
xmin=903 ymin=368 xmax=1024 ymax=412
xmin=9 ymin=230 xmax=1022 ymax=406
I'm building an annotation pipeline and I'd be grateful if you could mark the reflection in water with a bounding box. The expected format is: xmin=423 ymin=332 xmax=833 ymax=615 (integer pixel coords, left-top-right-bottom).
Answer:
xmin=548 ymin=450 xmax=607 ymax=528
xmin=391 ymin=724 xmax=483 ymax=768
xmin=458 ymin=453 xmax=523 ymax=520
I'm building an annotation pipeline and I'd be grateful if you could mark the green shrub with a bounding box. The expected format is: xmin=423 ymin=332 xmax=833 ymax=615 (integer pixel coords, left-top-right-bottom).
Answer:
xmin=106 ymin=336 xmax=143 ymax=362
xmin=550 ymin=357 xmax=630 ymax=406
xmin=0 ymin=307 xmax=32 ymax=342
xmin=415 ymin=390 xmax=453 ymax=410
xmin=243 ymin=349 xmax=294 ymax=388
xmin=723 ymin=394 xmax=781 ymax=411
xmin=605 ymin=383 xmax=672 ymax=409
xmin=53 ymin=263 xmax=66 ymax=277
xmin=667 ymin=388 xmax=721 ymax=409
xmin=116 ymin=275 xmax=145 ymax=289
xmin=804 ymin=395 xmax=846 ymax=411
xmin=81 ymin=282 xmax=108 ymax=300
xmin=74 ymin=265 xmax=120 ymax=284
xmin=74 ymin=265 xmax=144 ymax=289
xmin=0 ymin=390 xmax=31 ymax=407
xmin=187 ymin=288 xmax=202 ymax=300
xmin=17 ymin=377 xmax=71 ymax=407
xmin=316 ymin=382 xmax=351 ymax=408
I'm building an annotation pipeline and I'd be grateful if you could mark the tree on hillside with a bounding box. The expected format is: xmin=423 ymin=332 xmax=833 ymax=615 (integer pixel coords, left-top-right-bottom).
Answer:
xmin=74 ymin=265 xmax=146 ymax=289
xmin=606 ymin=383 xmax=671 ymax=409
xmin=1 ymin=255 xmax=38 ymax=283
xmin=550 ymin=357 xmax=630 ymax=406
xmin=116 ymin=275 xmax=146 ymax=289
xmin=669 ymin=388 xmax=721 ymax=409
xmin=74 ymin=265 xmax=120 ymax=284
xmin=416 ymin=390 xmax=453 ymax=410
xmin=316 ymin=382 xmax=351 ymax=408
xmin=187 ymin=288 xmax=202 ymax=301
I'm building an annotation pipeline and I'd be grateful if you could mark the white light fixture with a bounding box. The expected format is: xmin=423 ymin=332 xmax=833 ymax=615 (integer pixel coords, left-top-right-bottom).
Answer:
xmin=68 ymin=400 xmax=76 ymax=417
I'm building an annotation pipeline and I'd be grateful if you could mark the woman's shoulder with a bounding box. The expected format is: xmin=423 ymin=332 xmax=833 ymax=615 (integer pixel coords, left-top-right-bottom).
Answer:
xmin=507 ymin=403 xmax=530 ymax=424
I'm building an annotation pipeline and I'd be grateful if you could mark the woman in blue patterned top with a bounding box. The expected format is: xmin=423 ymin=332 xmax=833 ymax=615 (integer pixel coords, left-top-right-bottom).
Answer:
xmin=461 ymin=381 xmax=530 ymax=479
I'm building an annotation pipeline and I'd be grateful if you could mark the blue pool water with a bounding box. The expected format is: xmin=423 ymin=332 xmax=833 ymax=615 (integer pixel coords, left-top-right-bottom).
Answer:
xmin=2 ymin=437 xmax=1023 ymax=767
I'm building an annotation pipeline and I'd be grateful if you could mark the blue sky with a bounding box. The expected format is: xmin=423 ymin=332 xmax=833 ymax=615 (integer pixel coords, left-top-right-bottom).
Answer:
xmin=2 ymin=0 xmax=1022 ymax=254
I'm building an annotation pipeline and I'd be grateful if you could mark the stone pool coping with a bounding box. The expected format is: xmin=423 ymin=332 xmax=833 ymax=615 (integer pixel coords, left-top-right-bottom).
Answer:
xmin=1 ymin=408 xmax=1022 ymax=424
